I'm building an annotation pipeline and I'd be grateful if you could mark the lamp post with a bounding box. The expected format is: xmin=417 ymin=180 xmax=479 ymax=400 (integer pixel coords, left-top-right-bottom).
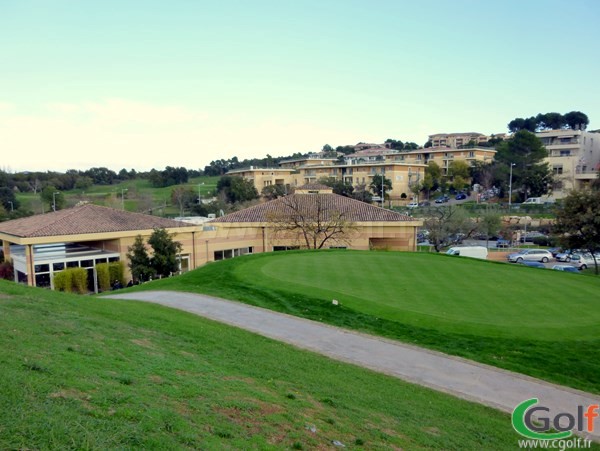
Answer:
xmin=52 ymin=192 xmax=60 ymax=212
xmin=8 ymin=201 xmax=13 ymax=212
xmin=508 ymin=163 xmax=515 ymax=209
xmin=381 ymin=171 xmax=385 ymax=208
xmin=121 ymin=188 xmax=128 ymax=210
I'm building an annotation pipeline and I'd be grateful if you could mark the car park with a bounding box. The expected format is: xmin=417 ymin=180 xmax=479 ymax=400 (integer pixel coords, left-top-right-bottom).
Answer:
xmin=507 ymin=249 xmax=553 ymax=263
xmin=552 ymin=265 xmax=580 ymax=273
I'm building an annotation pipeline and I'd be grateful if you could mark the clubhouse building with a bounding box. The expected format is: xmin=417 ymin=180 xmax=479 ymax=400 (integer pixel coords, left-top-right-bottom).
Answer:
xmin=0 ymin=187 xmax=422 ymax=290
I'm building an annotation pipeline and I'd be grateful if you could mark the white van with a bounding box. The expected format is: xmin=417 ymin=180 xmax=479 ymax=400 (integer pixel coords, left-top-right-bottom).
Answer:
xmin=522 ymin=197 xmax=543 ymax=205
xmin=446 ymin=246 xmax=488 ymax=260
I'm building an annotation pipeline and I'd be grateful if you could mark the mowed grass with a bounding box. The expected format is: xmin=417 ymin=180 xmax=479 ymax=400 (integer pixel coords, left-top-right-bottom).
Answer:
xmin=0 ymin=281 xmax=524 ymax=450
xmin=130 ymin=250 xmax=600 ymax=394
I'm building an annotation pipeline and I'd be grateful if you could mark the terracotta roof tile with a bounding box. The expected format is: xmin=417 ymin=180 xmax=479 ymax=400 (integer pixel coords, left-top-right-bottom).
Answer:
xmin=211 ymin=193 xmax=415 ymax=223
xmin=0 ymin=204 xmax=190 ymax=238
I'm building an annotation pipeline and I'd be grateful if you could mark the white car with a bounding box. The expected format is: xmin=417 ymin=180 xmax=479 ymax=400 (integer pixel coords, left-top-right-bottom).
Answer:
xmin=507 ymin=249 xmax=553 ymax=263
xmin=407 ymin=202 xmax=419 ymax=208
xmin=570 ymin=253 xmax=599 ymax=270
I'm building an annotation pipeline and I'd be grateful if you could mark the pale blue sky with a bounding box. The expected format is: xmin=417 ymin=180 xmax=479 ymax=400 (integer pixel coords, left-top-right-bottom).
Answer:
xmin=1 ymin=0 xmax=599 ymax=171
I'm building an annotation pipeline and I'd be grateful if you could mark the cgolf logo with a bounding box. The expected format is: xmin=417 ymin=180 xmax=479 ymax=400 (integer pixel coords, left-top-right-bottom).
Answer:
xmin=512 ymin=398 xmax=598 ymax=440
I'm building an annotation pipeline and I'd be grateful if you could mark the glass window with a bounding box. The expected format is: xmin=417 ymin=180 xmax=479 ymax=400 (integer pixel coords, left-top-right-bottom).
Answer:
xmin=109 ymin=257 xmax=119 ymax=263
xmin=80 ymin=260 xmax=93 ymax=268
xmin=35 ymin=273 xmax=51 ymax=288
xmin=95 ymin=258 xmax=108 ymax=265
xmin=67 ymin=261 xmax=79 ymax=268
xmin=53 ymin=262 xmax=65 ymax=271
xmin=34 ymin=264 xmax=49 ymax=273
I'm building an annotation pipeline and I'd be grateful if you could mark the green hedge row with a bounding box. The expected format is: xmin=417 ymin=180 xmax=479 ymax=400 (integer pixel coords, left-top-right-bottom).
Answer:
xmin=96 ymin=262 xmax=125 ymax=292
xmin=53 ymin=268 xmax=87 ymax=294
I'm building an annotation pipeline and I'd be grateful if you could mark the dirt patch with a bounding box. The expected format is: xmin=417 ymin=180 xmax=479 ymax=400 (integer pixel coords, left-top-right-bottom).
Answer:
xmin=49 ymin=389 xmax=93 ymax=410
xmin=131 ymin=338 xmax=155 ymax=349
xmin=423 ymin=426 xmax=441 ymax=436
xmin=148 ymin=375 xmax=163 ymax=384
xmin=0 ymin=293 xmax=13 ymax=300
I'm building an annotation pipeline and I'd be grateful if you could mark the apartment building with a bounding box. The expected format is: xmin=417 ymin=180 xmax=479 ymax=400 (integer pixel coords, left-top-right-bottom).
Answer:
xmin=536 ymin=129 xmax=600 ymax=197
xmin=386 ymin=147 xmax=496 ymax=175
xmin=428 ymin=132 xmax=506 ymax=148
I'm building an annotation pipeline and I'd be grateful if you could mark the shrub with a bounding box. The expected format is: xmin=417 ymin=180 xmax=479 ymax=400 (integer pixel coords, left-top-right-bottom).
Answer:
xmin=53 ymin=270 xmax=72 ymax=292
xmin=0 ymin=259 xmax=14 ymax=281
xmin=71 ymin=268 xmax=88 ymax=294
xmin=96 ymin=263 xmax=111 ymax=292
xmin=108 ymin=261 xmax=125 ymax=286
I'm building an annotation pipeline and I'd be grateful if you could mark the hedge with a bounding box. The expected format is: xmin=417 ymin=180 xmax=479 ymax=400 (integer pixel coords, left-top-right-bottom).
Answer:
xmin=53 ymin=267 xmax=87 ymax=294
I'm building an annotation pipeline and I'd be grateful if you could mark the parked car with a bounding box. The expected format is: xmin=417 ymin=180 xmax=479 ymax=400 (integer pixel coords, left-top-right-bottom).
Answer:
xmin=555 ymin=250 xmax=573 ymax=262
xmin=418 ymin=201 xmax=430 ymax=207
xmin=519 ymin=231 xmax=547 ymax=243
xmin=507 ymin=249 xmax=553 ymax=263
xmin=407 ymin=202 xmax=419 ymax=208
xmin=552 ymin=265 xmax=580 ymax=273
xmin=435 ymin=195 xmax=449 ymax=204
xmin=455 ymin=193 xmax=467 ymax=200
xmin=496 ymin=238 xmax=510 ymax=248
xmin=570 ymin=253 xmax=599 ymax=270
xmin=548 ymin=247 xmax=562 ymax=257
xmin=520 ymin=261 xmax=546 ymax=269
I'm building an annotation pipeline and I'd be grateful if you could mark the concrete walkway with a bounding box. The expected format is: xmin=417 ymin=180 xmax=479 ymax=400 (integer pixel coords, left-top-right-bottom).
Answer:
xmin=105 ymin=290 xmax=599 ymax=441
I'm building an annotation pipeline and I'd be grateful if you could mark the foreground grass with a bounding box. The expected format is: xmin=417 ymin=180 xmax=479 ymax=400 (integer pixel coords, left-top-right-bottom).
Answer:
xmin=129 ymin=250 xmax=600 ymax=394
xmin=0 ymin=281 xmax=525 ymax=449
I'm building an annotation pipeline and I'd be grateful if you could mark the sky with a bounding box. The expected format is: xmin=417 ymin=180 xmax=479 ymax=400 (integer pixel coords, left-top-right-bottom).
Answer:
xmin=1 ymin=0 xmax=599 ymax=173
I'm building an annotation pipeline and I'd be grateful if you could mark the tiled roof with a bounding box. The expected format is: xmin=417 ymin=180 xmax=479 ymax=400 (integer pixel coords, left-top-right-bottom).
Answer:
xmin=0 ymin=204 xmax=191 ymax=238
xmin=297 ymin=183 xmax=332 ymax=191
xmin=211 ymin=193 xmax=415 ymax=223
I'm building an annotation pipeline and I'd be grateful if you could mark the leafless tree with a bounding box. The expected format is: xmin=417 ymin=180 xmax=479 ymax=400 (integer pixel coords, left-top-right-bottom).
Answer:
xmin=424 ymin=206 xmax=478 ymax=252
xmin=267 ymin=195 xmax=356 ymax=249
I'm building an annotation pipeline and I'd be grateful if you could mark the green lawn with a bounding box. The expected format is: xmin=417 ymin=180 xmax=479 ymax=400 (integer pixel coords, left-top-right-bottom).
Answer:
xmin=0 ymin=280 xmax=526 ymax=450
xmin=128 ymin=250 xmax=600 ymax=394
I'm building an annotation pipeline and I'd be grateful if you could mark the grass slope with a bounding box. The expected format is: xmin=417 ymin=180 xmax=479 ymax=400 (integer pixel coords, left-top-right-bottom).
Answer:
xmin=129 ymin=250 xmax=600 ymax=394
xmin=15 ymin=175 xmax=219 ymax=215
xmin=0 ymin=281 xmax=525 ymax=450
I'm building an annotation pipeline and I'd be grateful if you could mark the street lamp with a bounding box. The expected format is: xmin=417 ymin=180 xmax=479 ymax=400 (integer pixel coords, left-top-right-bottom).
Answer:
xmin=52 ymin=192 xmax=60 ymax=212
xmin=121 ymin=188 xmax=128 ymax=210
xmin=508 ymin=163 xmax=516 ymax=209
xmin=8 ymin=201 xmax=13 ymax=212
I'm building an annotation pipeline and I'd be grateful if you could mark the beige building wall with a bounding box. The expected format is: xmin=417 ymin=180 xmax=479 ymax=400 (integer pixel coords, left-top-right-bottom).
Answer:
xmin=207 ymin=221 xmax=420 ymax=254
xmin=537 ymin=129 xmax=600 ymax=197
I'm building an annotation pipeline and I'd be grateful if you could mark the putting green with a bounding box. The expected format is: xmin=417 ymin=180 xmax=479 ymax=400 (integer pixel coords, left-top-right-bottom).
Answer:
xmin=233 ymin=251 xmax=600 ymax=340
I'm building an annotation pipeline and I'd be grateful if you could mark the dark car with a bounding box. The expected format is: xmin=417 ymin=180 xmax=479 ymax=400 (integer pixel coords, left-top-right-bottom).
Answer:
xmin=455 ymin=193 xmax=467 ymax=200
xmin=435 ymin=195 xmax=449 ymax=204
xmin=496 ymin=238 xmax=510 ymax=248
xmin=520 ymin=261 xmax=546 ymax=269
xmin=418 ymin=201 xmax=430 ymax=207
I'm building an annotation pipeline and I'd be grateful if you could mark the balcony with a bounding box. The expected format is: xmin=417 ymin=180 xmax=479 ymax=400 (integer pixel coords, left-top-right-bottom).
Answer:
xmin=574 ymin=168 xmax=599 ymax=180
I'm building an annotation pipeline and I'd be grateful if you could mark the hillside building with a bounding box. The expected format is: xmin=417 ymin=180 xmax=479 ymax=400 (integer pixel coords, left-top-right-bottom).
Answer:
xmin=536 ymin=129 xmax=600 ymax=197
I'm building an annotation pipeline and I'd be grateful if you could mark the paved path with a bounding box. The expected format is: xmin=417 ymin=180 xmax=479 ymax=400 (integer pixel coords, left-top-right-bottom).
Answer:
xmin=105 ymin=290 xmax=599 ymax=441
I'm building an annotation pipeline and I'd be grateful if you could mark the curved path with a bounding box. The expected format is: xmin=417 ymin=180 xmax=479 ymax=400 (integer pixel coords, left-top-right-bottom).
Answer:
xmin=105 ymin=290 xmax=599 ymax=441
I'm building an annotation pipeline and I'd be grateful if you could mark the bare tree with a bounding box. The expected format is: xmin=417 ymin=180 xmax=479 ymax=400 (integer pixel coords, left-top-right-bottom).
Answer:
xmin=267 ymin=195 xmax=356 ymax=249
xmin=424 ymin=206 xmax=478 ymax=252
